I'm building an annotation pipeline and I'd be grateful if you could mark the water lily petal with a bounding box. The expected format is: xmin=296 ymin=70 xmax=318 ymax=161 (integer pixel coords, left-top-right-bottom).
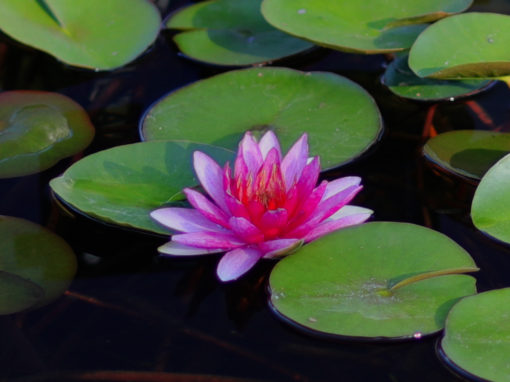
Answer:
xmin=259 ymin=208 xmax=288 ymax=238
xmin=194 ymin=151 xmax=229 ymax=212
xmin=173 ymin=231 xmax=244 ymax=249
xmin=151 ymin=208 xmax=227 ymax=233
xmin=327 ymin=205 xmax=374 ymax=221
xmin=158 ymin=241 xmax=225 ymax=256
xmin=239 ymin=132 xmax=263 ymax=173
xmin=323 ymin=176 xmax=362 ymax=200
xmin=217 ymin=246 xmax=263 ymax=281
xmin=259 ymin=130 xmax=282 ymax=160
xmin=281 ymin=134 xmax=308 ymax=190
xmin=184 ymin=188 xmax=230 ymax=227
xmin=225 ymin=193 xmax=250 ymax=219
xmin=229 ymin=216 xmax=264 ymax=243
xmin=285 ymin=180 xmax=327 ymax=231
xmin=260 ymin=238 xmax=303 ymax=258
xmin=303 ymin=212 xmax=372 ymax=242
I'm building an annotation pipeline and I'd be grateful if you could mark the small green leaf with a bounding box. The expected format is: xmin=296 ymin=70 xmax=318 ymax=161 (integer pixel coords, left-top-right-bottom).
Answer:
xmin=269 ymin=222 xmax=477 ymax=339
xmin=471 ymin=153 xmax=510 ymax=244
xmin=409 ymin=12 xmax=510 ymax=79
xmin=50 ymin=141 xmax=235 ymax=234
xmin=0 ymin=0 xmax=161 ymax=70
xmin=382 ymin=55 xmax=492 ymax=101
xmin=141 ymin=67 xmax=383 ymax=170
xmin=166 ymin=0 xmax=314 ymax=66
xmin=261 ymin=0 xmax=472 ymax=54
xmin=440 ymin=288 xmax=510 ymax=382
xmin=0 ymin=91 xmax=94 ymax=178
xmin=0 ymin=215 xmax=77 ymax=311
xmin=423 ymin=130 xmax=510 ymax=180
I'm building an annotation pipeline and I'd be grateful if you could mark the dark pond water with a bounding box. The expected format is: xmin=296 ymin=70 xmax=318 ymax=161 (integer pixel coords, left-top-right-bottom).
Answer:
xmin=1 ymin=1 xmax=510 ymax=381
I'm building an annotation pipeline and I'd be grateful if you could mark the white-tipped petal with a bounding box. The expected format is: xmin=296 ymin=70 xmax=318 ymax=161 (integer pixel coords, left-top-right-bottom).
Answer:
xmin=158 ymin=241 xmax=224 ymax=256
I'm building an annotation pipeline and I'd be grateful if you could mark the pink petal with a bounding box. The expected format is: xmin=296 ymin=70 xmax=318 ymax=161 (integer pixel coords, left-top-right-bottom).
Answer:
xmin=172 ymin=231 xmax=243 ymax=250
xmin=239 ymin=132 xmax=263 ymax=173
xmin=184 ymin=188 xmax=230 ymax=228
xmin=158 ymin=241 xmax=225 ymax=256
xmin=258 ymin=131 xmax=282 ymax=160
xmin=225 ymin=193 xmax=250 ymax=219
xmin=285 ymin=181 xmax=327 ymax=231
xmin=281 ymin=134 xmax=309 ymax=190
xmin=217 ymin=246 xmax=263 ymax=282
xmin=150 ymin=208 xmax=227 ymax=233
xmin=193 ymin=151 xmax=229 ymax=212
xmin=322 ymin=176 xmax=362 ymax=200
xmin=260 ymin=238 xmax=303 ymax=258
xmin=303 ymin=212 xmax=371 ymax=242
xmin=259 ymin=208 xmax=288 ymax=238
xmin=284 ymin=185 xmax=363 ymax=238
xmin=229 ymin=217 xmax=264 ymax=244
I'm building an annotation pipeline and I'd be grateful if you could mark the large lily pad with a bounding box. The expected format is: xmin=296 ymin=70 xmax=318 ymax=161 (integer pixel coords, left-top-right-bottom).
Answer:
xmin=166 ymin=0 xmax=314 ymax=66
xmin=0 ymin=215 xmax=77 ymax=313
xmin=50 ymin=141 xmax=234 ymax=235
xmin=141 ymin=67 xmax=383 ymax=170
xmin=423 ymin=130 xmax=510 ymax=180
xmin=0 ymin=0 xmax=161 ymax=70
xmin=382 ymin=55 xmax=493 ymax=101
xmin=440 ymin=288 xmax=510 ymax=382
xmin=269 ymin=222 xmax=478 ymax=339
xmin=0 ymin=91 xmax=95 ymax=178
xmin=409 ymin=12 xmax=510 ymax=79
xmin=261 ymin=0 xmax=472 ymax=54
xmin=471 ymin=153 xmax=510 ymax=245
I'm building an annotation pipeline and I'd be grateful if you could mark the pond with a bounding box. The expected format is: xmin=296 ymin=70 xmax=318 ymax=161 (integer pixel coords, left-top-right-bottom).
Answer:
xmin=1 ymin=1 xmax=510 ymax=381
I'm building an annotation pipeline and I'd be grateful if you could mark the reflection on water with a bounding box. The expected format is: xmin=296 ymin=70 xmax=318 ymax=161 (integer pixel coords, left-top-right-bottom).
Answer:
xmin=1 ymin=0 xmax=510 ymax=381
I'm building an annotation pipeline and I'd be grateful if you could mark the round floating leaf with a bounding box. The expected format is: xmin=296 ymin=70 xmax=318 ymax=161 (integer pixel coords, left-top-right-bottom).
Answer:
xmin=440 ymin=288 xmax=510 ymax=382
xmin=141 ymin=67 xmax=383 ymax=170
xmin=0 ymin=215 xmax=77 ymax=310
xmin=269 ymin=222 xmax=478 ymax=339
xmin=166 ymin=0 xmax=314 ymax=66
xmin=0 ymin=91 xmax=95 ymax=178
xmin=50 ymin=141 xmax=235 ymax=235
xmin=0 ymin=0 xmax=161 ymax=70
xmin=409 ymin=13 xmax=510 ymax=79
xmin=471 ymin=153 xmax=510 ymax=245
xmin=423 ymin=130 xmax=510 ymax=180
xmin=382 ymin=55 xmax=492 ymax=101
xmin=0 ymin=271 xmax=44 ymax=315
xmin=261 ymin=0 xmax=472 ymax=54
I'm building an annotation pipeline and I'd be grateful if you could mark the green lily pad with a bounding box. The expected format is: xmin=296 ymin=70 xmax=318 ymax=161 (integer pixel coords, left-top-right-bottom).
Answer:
xmin=0 ymin=0 xmax=161 ymax=70
xmin=471 ymin=153 xmax=510 ymax=245
xmin=409 ymin=13 xmax=510 ymax=79
xmin=440 ymin=288 xmax=510 ymax=382
xmin=50 ymin=141 xmax=235 ymax=235
xmin=141 ymin=67 xmax=383 ymax=170
xmin=261 ymin=0 xmax=472 ymax=54
xmin=166 ymin=0 xmax=314 ymax=66
xmin=0 ymin=215 xmax=77 ymax=311
xmin=0 ymin=91 xmax=95 ymax=178
xmin=269 ymin=222 xmax=478 ymax=339
xmin=423 ymin=130 xmax=510 ymax=180
xmin=0 ymin=271 xmax=44 ymax=315
xmin=382 ymin=55 xmax=493 ymax=101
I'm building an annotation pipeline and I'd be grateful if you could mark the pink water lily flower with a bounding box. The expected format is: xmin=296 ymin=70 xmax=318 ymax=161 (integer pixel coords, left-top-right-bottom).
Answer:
xmin=151 ymin=132 xmax=371 ymax=282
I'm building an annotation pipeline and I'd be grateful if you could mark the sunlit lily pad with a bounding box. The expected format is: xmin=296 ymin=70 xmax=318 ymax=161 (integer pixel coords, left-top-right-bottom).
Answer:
xmin=269 ymin=222 xmax=478 ymax=339
xmin=382 ymin=56 xmax=493 ymax=101
xmin=409 ymin=12 xmax=510 ymax=79
xmin=0 ymin=91 xmax=95 ymax=178
xmin=0 ymin=0 xmax=161 ymax=70
xmin=166 ymin=0 xmax=314 ymax=66
xmin=471 ymin=153 xmax=510 ymax=245
xmin=141 ymin=67 xmax=383 ymax=170
xmin=261 ymin=0 xmax=472 ymax=54
xmin=0 ymin=215 xmax=77 ymax=312
xmin=50 ymin=141 xmax=234 ymax=235
xmin=423 ymin=130 xmax=510 ymax=180
xmin=440 ymin=288 xmax=510 ymax=382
